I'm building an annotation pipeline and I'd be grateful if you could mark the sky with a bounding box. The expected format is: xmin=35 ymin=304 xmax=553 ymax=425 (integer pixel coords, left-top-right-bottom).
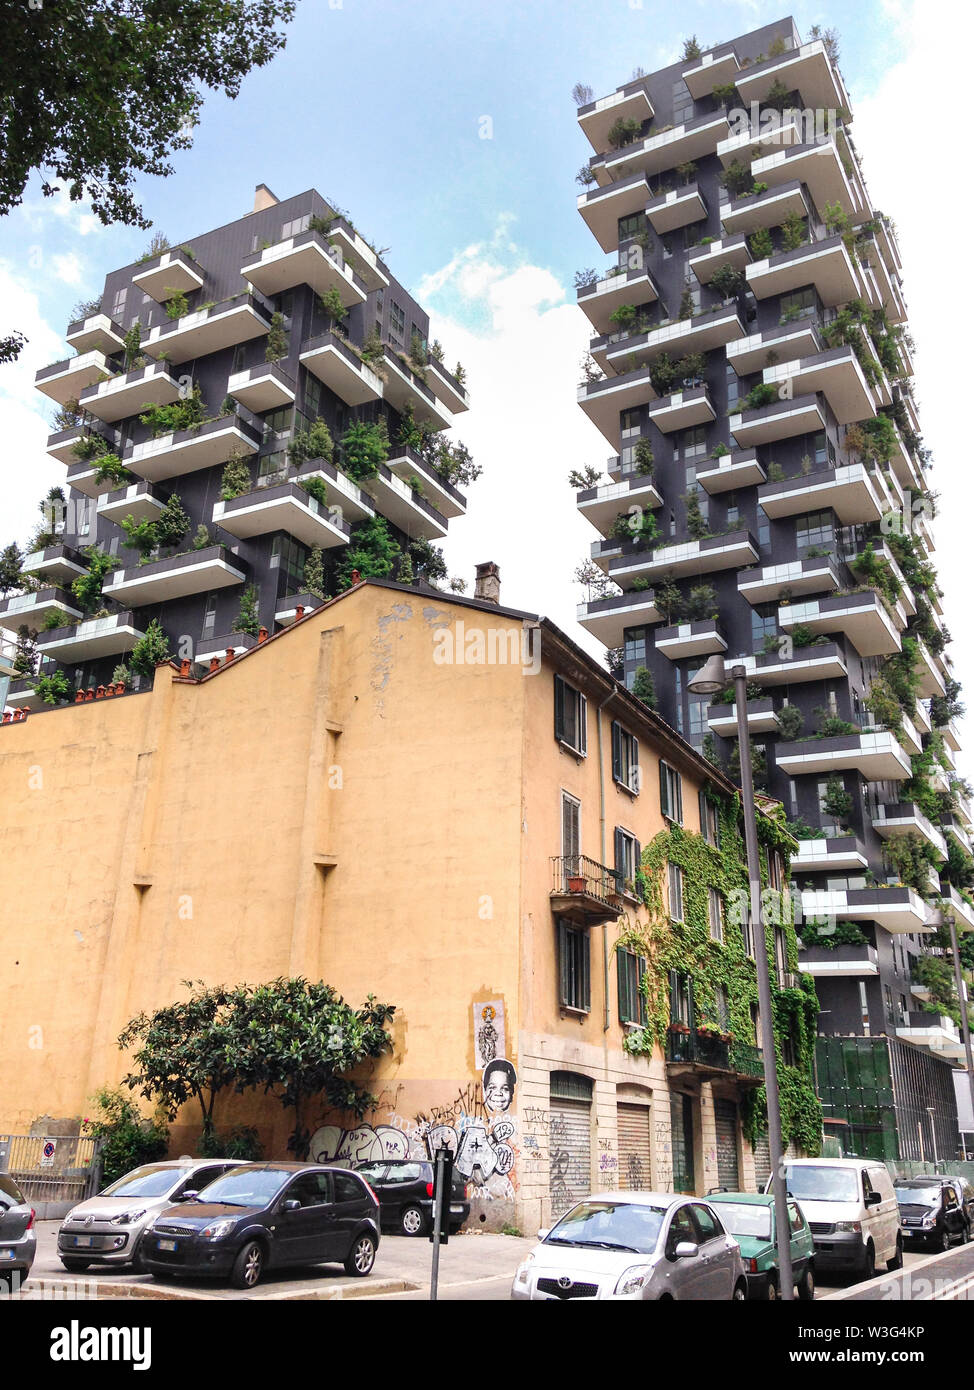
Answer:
xmin=1 ymin=0 xmax=971 ymax=778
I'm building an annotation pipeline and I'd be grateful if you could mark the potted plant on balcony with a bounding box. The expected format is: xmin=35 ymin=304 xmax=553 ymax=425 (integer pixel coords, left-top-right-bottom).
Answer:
xmin=567 ymin=872 xmax=587 ymax=894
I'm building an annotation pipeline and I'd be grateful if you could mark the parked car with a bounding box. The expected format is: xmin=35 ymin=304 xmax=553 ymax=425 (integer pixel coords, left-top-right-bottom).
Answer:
xmin=511 ymin=1192 xmax=747 ymax=1301
xmin=352 ymin=1159 xmax=470 ymax=1235
xmin=0 ymin=1173 xmax=36 ymax=1291
xmin=142 ymin=1163 xmax=380 ymax=1289
xmin=768 ymin=1158 xmax=901 ymax=1279
xmin=941 ymin=1174 xmax=974 ymax=1232
xmin=58 ymin=1159 xmax=249 ymax=1273
xmin=895 ymin=1176 xmax=971 ymax=1251
xmin=707 ymin=1191 xmax=815 ymax=1300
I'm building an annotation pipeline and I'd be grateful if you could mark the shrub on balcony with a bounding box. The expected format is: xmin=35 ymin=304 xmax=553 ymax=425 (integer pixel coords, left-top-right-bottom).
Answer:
xmin=130 ymin=619 xmax=171 ymax=678
xmin=265 ymin=311 xmax=288 ymax=363
xmin=711 ymin=82 xmax=737 ymax=104
xmin=683 ymin=490 xmax=711 ymax=540
xmin=289 ymin=417 xmax=334 ymax=468
xmin=822 ymin=774 xmax=853 ymax=823
xmin=713 ymin=681 xmax=764 ymax=705
xmin=568 ymin=465 xmax=602 ymax=489
xmin=94 ymin=453 xmax=133 ymax=487
xmin=720 ymin=158 xmax=755 ymax=199
xmin=780 ymin=211 xmax=807 ymax=251
xmin=649 ymin=352 xmax=677 ymax=396
xmin=884 ymin=831 xmax=941 ymax=895
xmin=139 ymin=384 xmax=204 ymax=437
xmin=341 ymin=419 xmax=389 ymax=482
xmin=675 ymin=160 xmax=697 ymax=184
xmin=232 ymin=586 xmax=260 ymax=638
xmin=747 ymin=226 xmax=773 ymax=259
xmin=799 ymin=919 xmax=867 ymax=950
xmin=607 ymin=115 xmax=643 ymax=148
xmin=40 ymin=607 xmax=70 ymax=631
xmin=163 ymin=288 xmax=188 ymax=320
xmin=608 ymin=303 xmax=638 ymax=331
xmin=728 ymin=737 xmax=767 ymax=787
xmin=155 ymin=494 xmax=190 ymax=552
xmin=709 ymin=263 xmax=743 ymax=300
xmin=298 ymin=476 xmax=329 ymax=507
xmin=71 ymin=546 xmax=118 ymax=614
xmin=120 ymin=514 xmax=158 ymax=562
xmin=575 ymin=165 xmax=597 ymax=187
xmin=744 ymin=381 xmax=778 ymax=409
xmin=686 ymin=583 xmax=717 ymax=620
xmin=634 ymin=438 xmax=654 ymax=476
xmin=192 ymin=524 xmax=212 ymax=551
xmin=784 ymin=816 xmax=825 ymax=841
xmin=123 ymin=321 xmax=142 ymax=370
xmin=813 ymin=708 xmax=858 ymax=738
xmin=336 ymin=515 xmax=399 ymax=590
xmin=678 ymin=282 xmax=695 ymax=319
xmin=776 ymin=704 xmax=805 ymax=740
xmin=631 ymin=665 xmax=656 ymax=709
xmin=655 ymin=576 xmax=684 ymax=625
xmin=220 ymin=454 xmax=253 ymax=502
xmin=304 ymin=546 xmax=326 ymax=600
xmin=34 ymin=669 xmax=72 ymax=706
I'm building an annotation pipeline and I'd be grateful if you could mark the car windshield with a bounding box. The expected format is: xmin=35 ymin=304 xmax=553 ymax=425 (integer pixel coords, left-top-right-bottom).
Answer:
xmin=544 ymin=1201 xmax=665 ymax=1254
xmin=712 ymin=1203 xmax=772 ymax=1239
xmin=355 ymin=1164 xmax=387 ymax=1181
xmin=101 ymin=1167 xmax=186 ymax=1199
xmin=895 ymin=1185 xmax=941 ymax=1207
xmin=193 ymin=1169 xmax=289 ymax=1206
xmin=783 ymin=1166 xmax=859 ymax=1203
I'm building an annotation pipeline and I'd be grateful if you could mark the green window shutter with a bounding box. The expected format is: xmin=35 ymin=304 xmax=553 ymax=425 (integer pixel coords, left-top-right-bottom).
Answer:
xmin=554 ymin=674 xmax=566 ymax=742
xmin=675 ymin=768 xmax=683 ymax=823
xmin=669 ymin=968 xmax=680 ymax=1024
xmin=637 ymin=956 xmax=647 ymax=1025
xmin=617 ymin=948 xmax=629 ymax=1023
xmin=558 ymin=919 xmax=569 ymax=1006
xmin=612 ymin=721 xmax=622 ymax=782
xmin=659 ymin=761 xmax=670 ymax=818
xmin=614 ymin=826 xmax=625 ymax=878
xmin=581 ymin=930 xmax=591 ymax=1012
xmin=699 ymin=788 xmax=709 ymax=843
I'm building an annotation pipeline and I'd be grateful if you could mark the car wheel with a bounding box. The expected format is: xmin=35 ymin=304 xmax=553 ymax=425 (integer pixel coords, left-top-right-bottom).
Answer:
xmin=400 ymin=1204 xmax=428 ymax=1237
xmin=449 ymin=1224 xmax=463 ymax=1237
xmin=765 ymin=1273 xmax=779 ymax=1301
xmin=60 ymin=1258 xmax=91 ymax=1272
xmin=230 ymin=1240 xmax=264 ymax=1290
xmin=962 ymin=1221 xmax=972 ymax=1245
xmin=861 ymin=1241 xmax=875 ymax=1281
xmin=130 ymin=1236 xmax=148 ymax=1275
xmin=935 ymin=1225 xmax=950 ymax=1253
xmin=887 ymin=1233 xmax=904 ymax=1272
xmin=732 ymin=1279 xmax=748 ymax=1302
xmin=345 ymin=1232 xmax=376 ymax=1277
xmin=798 ymin=1263 xmax=815 ymax=1301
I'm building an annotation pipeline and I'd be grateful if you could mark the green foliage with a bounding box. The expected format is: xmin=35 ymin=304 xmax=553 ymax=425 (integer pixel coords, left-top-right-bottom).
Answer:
xmin=0 ymin=542 xmax=23 ymax=597
xmin=265 ymin=310 xmax=288 ymax=362
xmin=164 ymin=288 xmax=188 ymax=320
xmin=631 ymin=666 xmax=656 ymax=709
xmin=232 ymin=585 xmax=260 ymax=638
xmin=823 ymin=200 xmax=850 ymax=234
xmin=780 ymin=210 xmax=807 ymax=251
xmin=408 ymin=536 xmax=447 ymax=584
xmin=298 ymin=475 xmax=329 ymax=506
xmin=340 ymin=418 xmax=389 ymax=482
xmin=568 ymin=465 xmax=602 ymax=489
xmin=655 ymin=575 xmax=684 ymax=625
xmin=634 ymin=438 xmax=654 ymax=476
xmin=408 ymin=331 xmax=427 ymax=377
xmin=12 ymin=625 xmax=39 ymax=678
xmin=82 ymin=1087 xmax=169 ymax=1189
xmin=678 ymin=283 xmax=694 ymax=319
xmin=71 ymin=545 xmax=117 ymax=614
xmin=192 ymin=524 xmax=212 ymax=550
xmin=130 ymin=618 xmax=171 ymax=677
xmin=608 ymin=302 xmax=638 ymax=330
xmin=813 ymin=708 xmax=858 ymax=738
xmin=682 ymin=489 xmax=710 ymax=540
xmin=319 ymin=287 xmax=346 ymax=323
xmin=712 ymin=82 xmax=737 ymax=104
xmin=607 ymin=115 xmax=643 ymax=148
xmin=198 ymin=1125 xmax=263 ymax=1162
xmin=729 ymin=739 xmax=767 ymax=788
xmin=34 ymin=669 xmax=72 ymax=705
xmin=883 ymin=831 xmax=940 ymax=894
xmin=139 ymin=384 xmax=204 ymax=437
xmin=721 ymin=159 xmax=755 ymax=199
xmin=822 ymin=774 xmax=853 ymax=824
xmin=744 ymin=381 xmax=777 ymax=410
xmin=123 ymin=320 xmax=142 ymax=369
xmin=748 ymin=226 xmax=773 ymax=259
xmin=397 ymin=549 xmax=414 ymax=584
xmin=776 ymin=703 xmax=804 ymax=741
xmin=784 ymin=817 xmax=825 ymax=841
xmin=336 ymin=514 xmax=399 ymax=589
xmin=121 ymin=514 xmax=159 ymax=560
xmin=304 ymin=546 xmax=326 ymax=600
xmin=681 ymin=35 xmax=702 ymax=59
xmin=41 ymin=607 xmax=70 ymax=631
xmin=111 ymin=663 xmax=131 ymax=688
xmin=220 ymin=453 xmax=253 ymax=501
xmin=709 ymin=263 xmax=743 ymax=299
xmin=289 ymin=417 xmax=334 ymax=467
xmin=155 ymin=493 xmax=190 ymax=551
xmin=686 ymin=583 xmax=717 ymax=620
xmin=93 ymin=453 xmax=132 ymax=487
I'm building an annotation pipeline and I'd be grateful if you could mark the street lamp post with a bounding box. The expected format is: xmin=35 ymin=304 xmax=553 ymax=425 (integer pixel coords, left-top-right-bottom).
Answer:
xmin=945 ymin=910 xmax=974 ymax=1158
xmin=689 ymin=653 xmax=794 ymax=1300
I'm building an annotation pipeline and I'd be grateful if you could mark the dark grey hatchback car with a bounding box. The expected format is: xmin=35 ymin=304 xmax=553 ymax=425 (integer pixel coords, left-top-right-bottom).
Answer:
xmin=142 ymin=1163 xmax=380 ymax=1289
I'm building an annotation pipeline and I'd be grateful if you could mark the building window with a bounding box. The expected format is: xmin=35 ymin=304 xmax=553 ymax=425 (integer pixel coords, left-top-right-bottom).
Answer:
xmin=614 ymin=827 xmax=641 ymax=895
xmin=281 ymin=214 xmax=310 ymax=240
xmin=659 ymin=761 xmax=683 ymax=823
xmin=774 ymin=925 xmax=788 ymax=985
xmin=796 ymin=510 xmax=834 ymax=551
xmin=303 ymin=374 xmax=323 ymax=420
xmin=111 ymin=287 xmax=127 ymax=321
xmin=554 ymin=674 xmax=587 ymax=756
xmin=699 ymin=790 xmax=720 ymax=847
xmin=624 ymin=629 xmax=646 ymax=665
xmin=708 ymin=887 xmax=724 ymax=943
xmin=781 ymin=1026 xmax=797 ymax=1067
xmin=271 ymin=535 xmax=310 ymax=596
xmin=751 ymin=602 xmax=778 ymax=652
xmin=561 ymin=792 xmax=581 ymax=868
xmin=715 ymin=984 xmax=730 ymax=1031
xmin=389 ymin=302 xmax=406 ymax=345
xmin=262 ymin=403 xmax=293 ymax=440
xmin=618 ymin=949 xmax=647 ymax=1026
xmin=780 ymin=287 xmax=817 ymax=321
xmin=688 ymin=697 xmax=709 ymax=742
xmin=668 ymin=861 xmax=684 ymax=922
xmin=809 ymin=430 xmax=833 ymax=467
xmin=558 ymin=920 xmax=591 ymax=1013
xmin=201 ymin=592 xmax=218 ymax=638
xmin=621 ymin=408 xmax=641 ymax=438
xmin=618 ymin=212 xmax=646 ymax=242
xmin=670 ymin=970 xmax=693 ymax=1028
xmin=680 ymin=425 xmax=707 ymax=459
xmin=257 ymin=450 xmax=287 ymax=486
xmin=612 ymin=721 xmax=639 ymax=792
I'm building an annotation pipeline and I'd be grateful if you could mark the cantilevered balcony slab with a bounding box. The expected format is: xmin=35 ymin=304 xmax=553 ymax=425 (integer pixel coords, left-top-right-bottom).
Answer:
xmin=387 ymin=448 xmax=467 ymax=520
xmin=603 ymin=305 xmax=744 ymax=372
xmin=241 ymin=229 xmax=367 ymax=307
xmin=142 ymin=294 xmax=272 ymax=365
xmin=577 ymin=173 xmax=651 ymax=253
xmin=645 ymin=184 xmax=707 ymax=234
xmin=65 ymin=459 xmax=131 ymax=500
xmin=576 ymin=590 xmax=661 ymax=648
xmin=0 ymin=587 xmax=82 ymax=634
xmin=851 ymin=542 xmax=915 ymax=617
xmin=590 ymin=112 xmax=729 ymax=186
xmin=779 ymin=591 xmax=900 ymax=658
xmin=608 ymin=530 xmax=758 ymax=584
xmin=36 ymin=611 xmax=145 ymax=663
xmin=362 ymin=463 xmax=448 ymax=541
xmin=577 ymin=81 xmax=654 ymax=152
xmin=648 ymin=385 xmax=716 ymax=433
xmin=739 ymin=641 xmax=847 ymax=686
xmin=0 ymin=636 xmax=16 ymax=680
xmin=65 ymin=313 xmax=125 ymax=356
xmin=380 ymin=350 xmax=453 ymax=431
xmin=707 ymin=698 xmax=780 ymax=737
xmin=131 ymin=247 xmax=205 ymax=302
xmin=325 ymin=216 xmax=390 ymax=291
xmin=897 ymin=1012 xmax=965 ymax=1056
xmin=943 ymin=720 xmax=962 ymax=754
xmin=762 ymin=346 xmax=875 ymax=424
xmin=300 ymin=333 xmax=384 ymax=407
xmin=213 ymin=483 xmax=352 ymax=551
xmin=746 ymin=234 xmax=862 ymax=307
xmin=943 ymin=887 xmax=974 ymax=933
xmin=2 ymin=679 xmax=47 ymax=713
xmin=97 ymin=482 xmax=167 ymax=527
xmin=655 ymin=620 xmax=726 ymax=661
xmin=874 ymin=803 xmax=947 ymax=859
xmin=726 ymin=321 xmax=822 ymax=376
xmin=20 ymin=545 xmax=88 ymax=587
xmin=577 ymin=265 xmax=660 ymax=334
xmin=227 ymin=361 xmax=296 ymax=413
xmin=35 ymin=351 xmax=111 ymax=405
xmin=914 ymin=640 xmax=946 ymax=699
xmin=775 ymin=729 xmax=911 ymax=780
xmin=733 ymin=38 xmax=851 ymax=113
xmin=275 ymin=593 xmax=322 ymax=626
xmin=721 ymin=180 xmax=809 ymax=236
xmin=80 ymin=362 xmax=181 ymax=424
xmin=577 ymin=367 xmax=655 ymax=444
xmin=729 ymin=393 xmax=827 ymax=448
xmin=799 ymin=944 xmax=880 ymax=978
xmin=688 ymin=234 xmax=751 ymax=284
xmin=801 ymin=886 xmax=934 ymax=935
xmin=293 ymin=463 xmax=375 ymax=525
xmin=696 ymin=449 xmax=766 ymax=495
xmin=103 ymin=546 xmax=245 ymax=607
xmin=576 ymin=475 xmax=663 ymax=536
xmin=194 ymin=633 xmax=259 ymax=667
xmin=751 ymin=140 xmax=864 ymax=222
xmin=124 ymin=414 xmax=260 ymax=483
xmin=717 ymin=112 xmax=809 ymax=166
xmin=47 ymin=425 xmax=94 ymax=466
xmin=791 ymin=836 xmax=869 ymax=874
xmin=758 ymin=462 xmax=883 ymax=524
xmin=426 ymin=359 xmax=470 ymax=415
xmin=737 ymin=555 xmax=840 ymax=605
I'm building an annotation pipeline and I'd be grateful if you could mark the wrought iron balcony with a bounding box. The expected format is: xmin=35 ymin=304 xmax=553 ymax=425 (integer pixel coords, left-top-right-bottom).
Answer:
xmin=665 ymin=1026 xmax=764 ymax=1082
xmin=550 ymin=855 xmax=625 ymax=926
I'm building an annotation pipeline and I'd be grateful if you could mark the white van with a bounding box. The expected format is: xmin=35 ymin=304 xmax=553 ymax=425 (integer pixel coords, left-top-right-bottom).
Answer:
xmin=765 ymin=1158 xmax=901 ymax=1278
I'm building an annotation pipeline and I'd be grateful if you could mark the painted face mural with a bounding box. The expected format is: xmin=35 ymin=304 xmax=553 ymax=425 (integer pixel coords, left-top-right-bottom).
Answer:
xmin=482 ymin=1059 xmax=517 ymax=1114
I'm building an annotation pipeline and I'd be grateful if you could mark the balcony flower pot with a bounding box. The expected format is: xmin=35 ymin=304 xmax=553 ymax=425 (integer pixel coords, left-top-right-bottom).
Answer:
xmin=671 ymin=1023 xmax=690 ymax=1035
xmin=567 ymin=875 xmax=587 ymax=894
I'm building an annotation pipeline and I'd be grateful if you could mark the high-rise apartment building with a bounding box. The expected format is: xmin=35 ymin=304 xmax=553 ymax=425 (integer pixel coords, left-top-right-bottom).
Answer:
xmin=574 ymin=17 xmax=971 ymax=1161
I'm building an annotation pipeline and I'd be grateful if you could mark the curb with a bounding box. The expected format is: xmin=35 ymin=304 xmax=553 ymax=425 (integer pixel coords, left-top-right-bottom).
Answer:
xmin=258 ymin=1278 xmax=420 ymax=1301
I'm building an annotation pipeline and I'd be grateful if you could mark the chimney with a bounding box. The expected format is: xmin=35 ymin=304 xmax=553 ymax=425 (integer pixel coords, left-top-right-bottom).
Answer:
xmin=474 ymin=561 xmax=501 ymax=605
xmin=253 ymin=183 xmax=279 ymax=214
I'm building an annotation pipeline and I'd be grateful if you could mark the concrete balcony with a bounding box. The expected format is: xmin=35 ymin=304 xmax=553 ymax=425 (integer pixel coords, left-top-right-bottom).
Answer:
xmin=914 ymin=640 xmax=946 ymax=699
xmin=726 ymin=320 xmax=822 ymax=376
xmin=738 ymin=555 xmax=840 ymax=605
xmin=2 ymin=678 xmax=47 ymax=713
xmin=589 ymin=111 xmax=729 ymax=186
xmin=602 ymin=304 xmax=744 ymax=372
xmin=791 ymin=836 xmax=869 ymax=874
xmin=706 ymin=697 xmax=780 ymax=737
xmin=131 ymin=246 xmax=205 ymax=302
xmin=576 ymin=475 xmax=663 ymax=536
xmin=655 ymin=619 xmax=727 ymax=662
xmin=576 ymin=590 xmax=661 ymax=647
xmin=779 ymin=591 xmax=901 ymax=658
xmin=734 ymin=38 xmax=851 ymax=113
xmin=608 ymin=530 xmax=758 ymax=585
xmin=0 ymin=635 xmax=16 ymax=680
xmin=361 ymin=462 xmax=448 ymax=541
xmin=80 ymin=362 xmax=181 ymax=424
xmin=751 ymin=139 xmax=865 ymax=223
xmin=897 ymin=1012 xmax=966 ymax=1058
xmin=576 ymin=265 xmax=660 ymax=334
xmin=380 ymin=349 xmax=453 ymax=431
xmin=577 ymin=367 xmax=655 ymax=444
xmin=194 ymin=632 xmax=260 ymax=668
xmin=387 ymin=447 xmax=467 ymax=521
xmin=729 ymin=392 xmax=827 ymax=448
xmin=775 ymin=729 xmax=911 ymax=780
xmin=425 ymin=359 xmax=470 ymax=415
xmin=142 ymin=293 xmax=272 ymax=365
xmin=20 ymin=545 xmax=89 ymax=587
xmin=645 ymin=183 xmax=707 ymax=234
xmin=696 ymin=449 xmax=766 ymax=495
xmin=889 ymin=709 xmax=923 ymax=756
xmin=762 ymin=346 xmax=875 ymax=424
xmin=34 ymin=350 xmax=111 ymax=405
xmin=294 ymin=462 xmax=376 ymax=525
xmin=103 ymin=546 xmax=246 ymax=607
xmin=96 ymin=482 xmax=167 ymax=528
xmin=874 ymin=219 xmax=902 ymax=277
xmin=943 ymin=721 xmax=962 ymax=754
xmin=577 ymin=80 xmax=654 ymax=153
xmin=213 ymin=482 xmax=352 ymax=551
xmin=799 ymin=943 xmax=880 ymax=978
xmin=124 ymin=413 xmax=261 ymax=483
xmin=886 ymin=424 xmax=923 ymax=493
xmin=227 ymin=361 xmax=296 ymax=413
xmin=577 ymin=172 xmax=651 ymax=253
xmin=299 ymin=332 xmax=384 ymax=407
xmin=682 ymin=45 xmax=740 ymax=99
xmin=0 ymin=587 xmax=82 ymax=634
xmin=65 ymin=458 xmax=133 ymax=500
xmin=36 ymin=610 xmax=145 ymax=663
xmin=746 ymin=233 xmax=862 ymax=307
xmin=688 ymin=234 xmax=751 ymax=287
xmin=241 ymin=228 xmax=367 ymax=307
xmin=324 ymin=215 xmax=390 ymax=291
xmin=275 ymin=593 xmax=322 ymax=626
xmin=943 ymin=887 xmax=974 ymax=933
xmin=550 ymin=854 xmax=630 ymax=927
xmin=800 ymin=886 xmax=935 ymax=935
xmin=851 ymin=542 xmax=915 ymax=617
xmin=758 ymin=462 xmax=883 ymax=524
xmin=739 ymin=640 xmax=847 ymax=686
xmin=873 ymin=803 xmax=948 ymax=859
xmin=721 ymin=180 xmax=809 ymax=236
xmin=648 ymin=384 xmax=716 ymax=434
xmin=65 ymin=312 xmax=125 ymax=356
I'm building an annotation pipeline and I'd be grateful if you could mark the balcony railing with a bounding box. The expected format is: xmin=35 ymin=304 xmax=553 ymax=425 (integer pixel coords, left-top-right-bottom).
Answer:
xmin=665 ymin=1027 xmax=763 ymax=1080
xmin=549 ymin=855 xmax=625 ymax=925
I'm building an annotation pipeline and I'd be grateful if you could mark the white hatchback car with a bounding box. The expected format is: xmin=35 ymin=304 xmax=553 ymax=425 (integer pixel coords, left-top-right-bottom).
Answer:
xmin=511 ymin=1192 xmax=747 ymax=1301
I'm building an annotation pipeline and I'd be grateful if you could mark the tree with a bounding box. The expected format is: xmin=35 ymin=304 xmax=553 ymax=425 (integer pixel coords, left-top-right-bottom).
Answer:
xmin=336 ymin=515 xmax=399 ymax=589
xmin=632 ymin=666 xmax=656 ymax=709
xmin=573 ymin=559 xmax=618 ymax=603
xmin=304 ymin=546 xmax=326 ymax=599
xmin=319 ymin=287 xmax=346 ymax=325
xmin=655 ymin=575 xmax=684 ymax=625
xmin=289 ymin=418 xmax=334 ymax=468
xmin=155 ymin=493 xmax=191 ymax=551
xmin=340 ymin=420 xmax=389 ymax=482
xmin=34 ymin=669 xmax=72 ymax=706
xmin=822 ymin=774 xmax=853 ymax=825
xmin=571 ymin=82 xmax=594 ymax=106
xmin=82 ymin=1086 xmax=168 ymax=1188
xmin=220 ymin=453 xmax=253 ymax=501
xmin=408 ymin=537 xmax=447 ymax=584
xmin=265 ymin=310 xmax=288 ymax=361
xmin=0 ymin=542 xmax=23 ymax=597
xmin=130 ymin=618 xmax=171 ymax=677
xmin=12 ymin=625 xmax=38 ymax=677
xmin=120 ymin=514 xmax=159 ymax=562
xmin=232 ymin=585 xmax=260 ymax=637
xmin=71 ymin=545 xmax=117 ymax=614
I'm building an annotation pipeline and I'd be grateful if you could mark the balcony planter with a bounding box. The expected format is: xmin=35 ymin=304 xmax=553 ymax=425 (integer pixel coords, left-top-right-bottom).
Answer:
xmin=567 ymin=875 xmax=587 ymax=894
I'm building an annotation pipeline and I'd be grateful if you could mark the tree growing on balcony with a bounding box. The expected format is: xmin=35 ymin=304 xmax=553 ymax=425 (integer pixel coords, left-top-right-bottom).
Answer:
xmin=34 ymin=669 xmax=72 ymax=706
xmin=573 ymin=559 xmax=618 ymax=603
xmin=822 ymin=774 xmax=853 ymax=825
xmin=0 ymin=542 xmax=23 ymax=597
xmin=337 ymin=515 xmax=399 ymax=589
xmin=93 ymin=454 xmax=132 ymax=487
xmin=289 ymin=418 xmax=334 ymax=468
xmin=123 ymin=321 xmax=142 ymax=370
xmin=781 ymin=211 xmax=808 ymax=251
xmin=232 ymin=585 xmax=260 ymax=638
xmin=155 ymin=494 xmax=191 ymax=552
xmin=632 ymin=666 xmax=657 ymax=709
xmin=568 ymin=465 xmax=602 ymax=489
xmin=220 ymin=453 xmax=253 ymax=502
xmin=341 ymin=419 xmax=389 ymax=482
xmin=709 ymin=263 xmax=744 ymax=300
xmin=130 ymin=619 xmax=171 ymax=678
xmin=607 ymin=116 xmax=643 ymax=149
xmin=682 ymin=490 xmax=711 ymax=541
xmin=71 ymin=545 xmax=118 ymax=614
xmin=655 ymin=575 xmax=684 ymax=625
xmin=163 ymin=288 xmax=188 ymax=321
xmin=12 ymin=625 xmax=38 ymax=677
xmin=265 ymin=311 xmax=288 ymax=362
xmin=686 ymin=584 xmax=718 ymax=621
xmin=303 ymin=546 xmax=326 ymax=600
xmin=720 ymin=159 xmax=755 ymax=199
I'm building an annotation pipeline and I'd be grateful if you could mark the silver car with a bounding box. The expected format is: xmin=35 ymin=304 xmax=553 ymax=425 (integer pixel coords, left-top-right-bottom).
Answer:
xmin=0 ymin=1172 xmax=36 ymax=1291
xmin=58 ymin=1159 xmax=248 ymax=1272
xmin=511 ymin=1192 xmax=747 ymax=1301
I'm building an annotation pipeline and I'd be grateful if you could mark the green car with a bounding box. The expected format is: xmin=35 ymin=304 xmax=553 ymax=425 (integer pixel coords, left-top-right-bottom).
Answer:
xmin=707 ymin=1192 xmax=816 ymax=1301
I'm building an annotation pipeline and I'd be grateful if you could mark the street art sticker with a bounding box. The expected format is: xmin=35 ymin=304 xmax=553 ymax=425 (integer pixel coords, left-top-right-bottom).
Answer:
xmin=473 ymin=1000 xmax=505 ymax=1070
xmin=482 ymin=1058 xmax=517 ymax=1115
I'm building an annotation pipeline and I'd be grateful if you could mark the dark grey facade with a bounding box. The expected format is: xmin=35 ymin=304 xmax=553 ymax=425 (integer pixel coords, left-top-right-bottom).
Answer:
xmin=574 ymin=19 xmax=969 ymax=1159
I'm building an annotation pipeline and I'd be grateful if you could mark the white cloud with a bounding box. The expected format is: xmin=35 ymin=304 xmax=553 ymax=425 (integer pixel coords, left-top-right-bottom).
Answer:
xmin=52 ymin=252 xmax=84 ymax=286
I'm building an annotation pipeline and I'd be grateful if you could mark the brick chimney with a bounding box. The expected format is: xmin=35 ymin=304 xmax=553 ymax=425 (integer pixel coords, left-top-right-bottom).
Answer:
xmin=474 ymin=561 xmax=500 ymax=605
xmin=253 ymin=183 xmax=279 ymax=213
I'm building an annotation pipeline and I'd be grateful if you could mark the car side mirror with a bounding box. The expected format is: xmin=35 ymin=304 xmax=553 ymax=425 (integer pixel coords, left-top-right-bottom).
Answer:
xmin=674 ymin=1241 xmax=698 ymax=1260
xmin=283 ymin=1199 xmax=301 ymax=1211
xmin=537 ymin=1228 xmax=550 ymax=1241
xmin=179 ymin=1190 xmax=199 ymax=1202
xmin=865 ymin=1191 xmax=882 ymax=1207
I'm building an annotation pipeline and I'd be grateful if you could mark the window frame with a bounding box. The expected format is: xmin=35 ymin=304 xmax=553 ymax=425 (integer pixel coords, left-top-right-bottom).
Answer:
xmin=558 ymin=919 xmax=591 ymax=1014
xmin=611 ymin=719 xmax=640 ymax=793
xmin=668 ymin=861 xmax=685 ymax=923
xmin=659 ymin=760 xmax=683 ymax=823
xmin=617 ymin=947 xmax=648 ymax=1027
xmin=554 ymin=673 xmax=588 ymax=757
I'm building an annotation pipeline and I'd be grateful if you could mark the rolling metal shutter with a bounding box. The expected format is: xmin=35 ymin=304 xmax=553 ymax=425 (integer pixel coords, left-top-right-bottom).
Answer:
xmin=549 ymin=1075 xmax=593 ymax=1218
xmin=753 ymin=1132 xmax=771 ymax=1189
xmin=715 ymin=1099 xmax=740 ymax=1191
xmin=617 ymin=1103 xmax=652 ymax=1191
xmin=670 ymin=1092 xmax=695 ymax=1194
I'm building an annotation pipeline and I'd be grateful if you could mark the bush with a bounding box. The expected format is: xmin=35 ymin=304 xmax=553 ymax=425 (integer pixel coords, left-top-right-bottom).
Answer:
xmin=83 ymin=1086 xmax=169 ymax=1188
xmin=220 ymin=454 xmax=253 ymax=501
xmin=197 ymin=1125 xmax=263 ymax=1162
xmin=776 ymin=704 xmax=804 ymax=740
xmin=130 ymin=619 xmax=171 ymax=677
xmin=289 ymin=418 xmax=334 ymax=468
xmin=632 ymin=666 xmax=656 ymax=709
xmin=299 ymin=476 xmax=329 ymax=506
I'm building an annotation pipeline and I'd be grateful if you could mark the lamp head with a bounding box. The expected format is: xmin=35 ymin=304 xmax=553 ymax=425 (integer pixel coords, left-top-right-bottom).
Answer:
xmin=687 ymin=653 xmax=727 ymax=696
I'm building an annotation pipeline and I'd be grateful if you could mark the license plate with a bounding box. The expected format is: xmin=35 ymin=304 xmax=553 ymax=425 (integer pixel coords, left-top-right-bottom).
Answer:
xmin=157 ymin=1239 xmax=177 ymax=1252
xmin=73 ymin=1236 xmax=93 ymax=1248
xmin=0 ymin=1249 xmax=13 ymax=1260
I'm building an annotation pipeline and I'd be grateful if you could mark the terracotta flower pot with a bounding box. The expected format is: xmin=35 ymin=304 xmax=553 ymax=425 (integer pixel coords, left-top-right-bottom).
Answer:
xmin=567 ymin=875 xmax=587 ymax=894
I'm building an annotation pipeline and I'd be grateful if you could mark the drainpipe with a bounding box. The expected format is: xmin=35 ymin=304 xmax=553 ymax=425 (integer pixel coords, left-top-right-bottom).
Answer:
xmin=596 ymin=693 xmax=614 ymax=1034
